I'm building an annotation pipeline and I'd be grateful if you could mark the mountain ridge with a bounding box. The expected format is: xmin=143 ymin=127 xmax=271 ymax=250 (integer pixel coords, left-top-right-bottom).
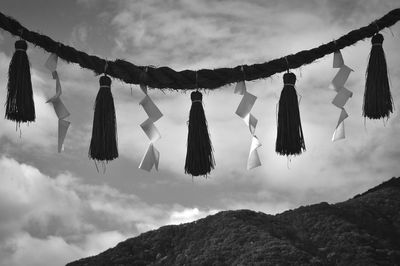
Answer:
xmin=68 ymin=177 xmax=400 ymax=266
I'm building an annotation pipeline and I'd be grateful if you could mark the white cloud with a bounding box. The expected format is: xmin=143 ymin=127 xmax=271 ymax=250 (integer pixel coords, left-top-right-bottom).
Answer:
xmin=69 ymin=23 xmax=93 ymax=54
xmin=1 ymin=233 xmax=83 ymax=266
xmin=76 ymin=0 xmax=97 ymax=8
xmin=0 ymin=156 xmax=216 ymax=265
xmin=168 ymin=208 xmax=218 ymax=225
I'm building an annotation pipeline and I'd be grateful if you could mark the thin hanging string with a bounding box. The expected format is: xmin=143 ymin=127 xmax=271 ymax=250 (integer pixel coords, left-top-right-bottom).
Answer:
xmin=387 ymin=27 xmax=395 ymax=37
xmin=333 ymin=39 xmax=338 ymax=52
xmin=192 ymin=71 xmax=202 ymax=103
xmin=241 ymin=65 xmax=246 ymax=81
xmin=284 ymin=56 xmax=290 ymax=73
xmin=373 ymin=20 xmax=380 ymax=32
xmin=15 ymin=123 xmax=22 ymax=138
xmin=140 ymin=66 xmax=149 ymax=90
xmin=94 ymin=161 xmax=99 ymax=173
xmin=286 ymin=156 xmax=292 ymax=169
xmin=18 ymin=28 xmax=23 ymax=40
xmin=93 ymin=160 xmax=106 ymax=174
xmin=363 ymin=116 xmax=368 ymax=132
xmin=104 ymin=60 xmax=108 ymax=76
xmin=195 ymin=71 xmax=199 ymax=91
xmin=373 ymin=20 xmax=381 ymax=31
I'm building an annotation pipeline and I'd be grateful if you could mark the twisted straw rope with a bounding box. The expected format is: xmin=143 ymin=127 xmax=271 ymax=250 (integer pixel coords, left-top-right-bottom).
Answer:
xmin=0 ymin=9 xmax=399 ymax=91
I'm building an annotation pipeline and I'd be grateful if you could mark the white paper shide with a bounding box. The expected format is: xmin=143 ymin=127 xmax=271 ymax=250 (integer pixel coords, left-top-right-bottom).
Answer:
xmin=138 ymin=85 xmax=163 ymax=171
xmin=234 ymin=80 xmax=261 ymax=169
xmin=330 ymin=50 xmax=353 ymax=141
xmin=45 ymin=53 xmax=70 ymax=152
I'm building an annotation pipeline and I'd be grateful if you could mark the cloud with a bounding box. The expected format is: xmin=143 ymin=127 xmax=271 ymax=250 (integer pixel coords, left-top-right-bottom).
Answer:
xmin=1 ymin=2 xmax=400 ymax=264
xmin=0 ymin=156 xmax=217 ymax=266
xmin=69 ymin=23 xmax=94 ymax=54
xmin=76 ymin=0 xmax=98 ymax=8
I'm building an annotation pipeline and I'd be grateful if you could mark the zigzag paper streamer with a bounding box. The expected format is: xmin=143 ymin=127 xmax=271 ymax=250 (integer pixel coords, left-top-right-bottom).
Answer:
xmin=138 ymin=85 xmax=163 ymax=171
xmin=45 ymin=53 xmax=70 ymax=152
xmin=330 ymin=51 xmax=353 ymax=141
xmin=234 ymin=80 xmax=261 ymax=169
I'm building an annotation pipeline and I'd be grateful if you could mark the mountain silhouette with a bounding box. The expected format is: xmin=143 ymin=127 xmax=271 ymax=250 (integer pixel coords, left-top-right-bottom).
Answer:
xmin=67 ymin=177 xmax=400 ymax=265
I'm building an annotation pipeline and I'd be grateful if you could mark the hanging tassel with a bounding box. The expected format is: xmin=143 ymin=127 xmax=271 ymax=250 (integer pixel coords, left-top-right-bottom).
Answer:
xmin=276 ymin=72 xmax=306 ymax=156
xmin=185 ymin=91 xmax=215 ymax=177
xmin=89 ymin=75 xmax=118 ymax=163
xmin=363 ymin=33 xmax=393 ymax=119
xmin=5 ymin=40 xmax=35 ymax=124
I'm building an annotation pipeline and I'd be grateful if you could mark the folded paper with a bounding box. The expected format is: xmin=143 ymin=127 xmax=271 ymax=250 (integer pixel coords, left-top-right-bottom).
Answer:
xmin=45 ymin=53 xmax=70 ymax=152
xmin=332 ymin=108 xmax=349 ymax=141
xmin=58 ymin=119 xmax=71 ymax=152
xmin=49 ymin=97 xmax=70 ymax=120
xmin=235 ymin=92 xmax=257 ymax=119
xmin=247 ymin=136 xmax=261 ymax=170
xmin=234 ymin=81 xmax=261 ymax=169
xmin=337 ymin=108 xmax=349 ymax=127
xmin=244 ymin=113 xmax=258 ymax=135
xmin=331 ymin=65 xmax=352 ymax=92
xmin=332 ymin=120 xmax=345 ymax=141
xmin=45 ymin=53 xmax=58 ymax=72
xmin=140 ymin=118 xmax=161 ymax=143
xmin=332 ymin=87 xmax=353 ymax=109
xmin=139 ymin=144 xmax=160 ymax=171
xmin=140 ymin=84 xmax=148 ymax=94
xmin=138 ymin=85 xmax=162 ymax=172
xmin=333 ymin=51 xmax=344 ymax=68
xmin=234 ymin=81 xmax=246 ymax=95
xmin=330 ymin=51 xmax=352 ymax=142
xmin=140 ymin=95 xmax=163 ymax=122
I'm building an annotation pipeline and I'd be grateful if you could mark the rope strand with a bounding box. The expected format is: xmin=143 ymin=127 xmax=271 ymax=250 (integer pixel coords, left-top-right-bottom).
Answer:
xmin=0 ymin=9 xmax=399 ymax=90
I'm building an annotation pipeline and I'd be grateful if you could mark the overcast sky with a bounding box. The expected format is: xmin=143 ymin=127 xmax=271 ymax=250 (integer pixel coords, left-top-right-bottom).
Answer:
xmin=0 ymin=1 xmax=400 ymax=265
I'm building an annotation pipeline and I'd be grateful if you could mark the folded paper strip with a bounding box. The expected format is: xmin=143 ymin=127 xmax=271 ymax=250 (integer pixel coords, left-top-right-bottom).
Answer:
xmin=331 ymin=51 xmax=353 ymax=141
xmin=234 ymin=81 xmax=261 ymax=169
xmin=45 ymin=53 xmax=70 ymax=152
xmin=138 ymin=85 xmax=163 ymax=171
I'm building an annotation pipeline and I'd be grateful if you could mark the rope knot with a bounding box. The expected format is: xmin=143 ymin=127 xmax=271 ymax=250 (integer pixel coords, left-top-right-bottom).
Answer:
xmin=191 ymin=90 xmax=202 ymax=102
xmin=15 ymin=40 xmax=27 ymax=51
xmin=371 ymin=33 xmax=384 ymax=44
xmin=99 ymin=75 xmax=111 ymax=87
xmin=283 ymin=72 xmax=296 ymax=85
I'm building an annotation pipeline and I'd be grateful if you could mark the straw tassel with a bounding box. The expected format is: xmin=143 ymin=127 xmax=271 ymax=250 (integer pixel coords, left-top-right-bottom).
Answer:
xmin=5 ymin=40 xmax=35 ymax=125
xmin=363 ymin=33 xmax=393 ymax=119
xmin=185 ymin=91 xmax=215 ymax=177
xmin=276 ymin=72 xmax=306 ymax=156
xmin=89 ymin=75 xmax=118 ymax=163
